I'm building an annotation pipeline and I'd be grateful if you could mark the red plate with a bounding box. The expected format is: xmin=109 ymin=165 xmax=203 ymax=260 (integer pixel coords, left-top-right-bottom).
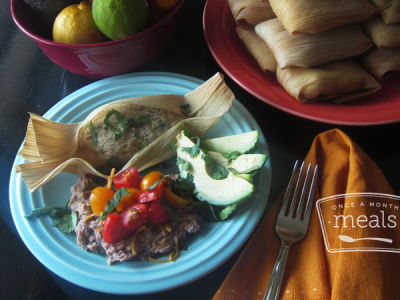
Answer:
xmin=203 ymin=0 xmax=400 ymax=125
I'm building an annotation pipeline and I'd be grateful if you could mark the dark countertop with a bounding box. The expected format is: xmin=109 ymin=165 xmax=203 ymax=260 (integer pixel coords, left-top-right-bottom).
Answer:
xmin=2 ymin=1 xmax=400 ymax=299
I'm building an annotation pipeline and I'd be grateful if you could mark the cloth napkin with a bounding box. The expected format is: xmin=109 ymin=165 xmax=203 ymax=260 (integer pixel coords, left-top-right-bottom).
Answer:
xmin=213 ymin=128 xmax=400 ymax=300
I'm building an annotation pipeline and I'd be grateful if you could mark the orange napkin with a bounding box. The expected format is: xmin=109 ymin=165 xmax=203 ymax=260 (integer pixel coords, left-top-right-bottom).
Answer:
xmin=213 ymin=128 xmax=400 ymax=300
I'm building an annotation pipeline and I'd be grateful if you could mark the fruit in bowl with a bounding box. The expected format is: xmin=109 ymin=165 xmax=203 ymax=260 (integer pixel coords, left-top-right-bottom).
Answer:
xmin=10 ymin=0 xmax=184 ymax=77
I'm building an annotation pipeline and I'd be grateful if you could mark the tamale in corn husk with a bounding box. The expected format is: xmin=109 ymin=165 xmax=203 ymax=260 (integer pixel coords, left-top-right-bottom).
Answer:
xmin=255 ymin=19 xmax=373 ymax=69
xmin=364 ymin=17 xmax=400 ymax=48
xmin=236 ymin=27 xmax=277 ymax=72
xmin=362 ymin=47 xmax=400 ymax=80
xmin=16 ymin=73 xmax=234 ymax=192
xmin=227 ymin=0 xmax=275 ymax=28
xmin=269 ymin=0 xmax=377 ymax=34
xmin=277 ymin=59 xmax=381 ymax=103
xmin=371 ymin=0 xmax=400 ymax=24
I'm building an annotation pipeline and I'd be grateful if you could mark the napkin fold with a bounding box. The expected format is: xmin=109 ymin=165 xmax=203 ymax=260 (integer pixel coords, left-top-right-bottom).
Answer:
xmin=213 ymin=129 xmax=400 ymax=300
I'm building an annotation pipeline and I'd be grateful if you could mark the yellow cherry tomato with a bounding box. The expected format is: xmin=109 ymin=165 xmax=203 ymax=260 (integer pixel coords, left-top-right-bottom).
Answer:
xmin=116 ymin=188 xmax=141 ymax=212
xmin=165 ymin=187 xmax=191 ymax=208
xmin=90 ymin=187 xmax=115 ymax=215
xmin=140 ymin=171 xmax=164 ymax=191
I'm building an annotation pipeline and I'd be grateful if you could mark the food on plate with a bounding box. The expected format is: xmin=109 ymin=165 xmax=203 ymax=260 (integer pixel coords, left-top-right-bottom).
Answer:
xmin=52 ymin=1 xmax=107 ymax=44
xmin=27 ymin=129 xmax=268 ymax=264
xmin=235 ymin=27 xmax=277 ymax=72
xmin=370 ymin=0 xmax=400 ymax=24
xmin=227 ymin=0 xmax=275 ymax=28
xmin=255 ymin=19 xmax=372 ymax=69
xmin=364 ymin=17 xmax=400 ymax=48
xmin=92 ymin=0 xmax=149 ymax=40
xmin=268 ymin=0 xmax=376 ymax=34
xmin=276 ymin=60 xmax=381 ymax=103
xmin=361 ymin=47 xmax=400 ymax=80
xmin=16 ymin=73 xmax=234 ymax=192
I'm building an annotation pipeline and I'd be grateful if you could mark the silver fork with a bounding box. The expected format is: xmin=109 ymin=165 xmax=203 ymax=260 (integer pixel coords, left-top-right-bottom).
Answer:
xmin=263 ymin=161 xmax=318 ymax=300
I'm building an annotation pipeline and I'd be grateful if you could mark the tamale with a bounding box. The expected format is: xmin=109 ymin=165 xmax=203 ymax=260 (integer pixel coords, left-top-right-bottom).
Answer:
xmin=364 ymin=16 xmax=400 ymax=48
xmin=227 ymin=0 xmax=275 ymax=28
xmin=235 ymin=26 xmax=277 ymax=72
xmin=16 ymin=73 xmax=235 ymax=192
xmin=277 ymin=59 xmax=381 ymax=103
xmin=370 ymin=0 xmax=400 ymax=24
xmin=255 ymin=19 xmax=372 ymax=69
xmin=269 ymin=0 xmax=377 ymax=34
xmin=362 ymin=47 xmax=400 ymax=80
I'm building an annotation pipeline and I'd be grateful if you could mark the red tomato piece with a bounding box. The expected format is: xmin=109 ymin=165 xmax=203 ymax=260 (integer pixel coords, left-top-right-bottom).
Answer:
xmin=148 ymin=200 xmax=170 ymax=226
xmin=116 ymin=188 xmax=140 ymax=212
xmin=120 ymin=203 xmax=148 ymax=232
xmin=113 ymin=167 xmax=142 ymax=189
xmin=138 ymin=181 xmax=166 ymax=203
xmin=103 ymin=213 xmax=129 ymax=244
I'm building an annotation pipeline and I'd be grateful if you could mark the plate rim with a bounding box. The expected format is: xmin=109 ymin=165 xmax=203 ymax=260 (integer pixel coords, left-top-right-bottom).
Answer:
xmin=9 ymin=71 xmax=272 ymax=295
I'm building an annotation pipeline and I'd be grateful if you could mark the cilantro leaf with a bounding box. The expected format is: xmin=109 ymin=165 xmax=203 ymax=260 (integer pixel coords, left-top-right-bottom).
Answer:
xmin=104 ymin=109 xmax=128 ymax=141
xmin=219 ymin=203 xmax=238 ymax=220
xmin=182 ymin=137 xmax=201 ymax=157
xmin=99 ymin=187 xmax=130 ymax=221
xmin=173 ymin=175 xmax=195 ymax=194
xmin=89 ymin=121 xmax=98 ymax=146
xmin=223 ymin=151 xmax=242 ymax=161
xmin=180 ymin=104 xmax=191 ymax=115
xmin=52 ymin=211 xmax=78 ymax=234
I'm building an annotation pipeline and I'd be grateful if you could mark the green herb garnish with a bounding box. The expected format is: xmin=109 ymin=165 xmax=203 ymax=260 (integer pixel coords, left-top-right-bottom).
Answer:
xmin=147 ymin=176 xmax=164 ymax=191
xmin=99 ymin=187 xmax=130 ymax=221
xmin=52 ymin=211 xmax=78 ymax=234
xmin=159 ymin=120 xmax=167 ymax=128
xmin=219 ymin=203 xmax=238 ymax=220
xmin=182 ymin=137 xmax=200 ymax=157
xmin=180 ymin=104 xmax=191 ymax=115
xmin=172 ymin=175 xmax=195 ymax=194
xmin=89 ymin=121 xmax=98 ymax=146
xmin=104 ymin=109 xmax=128 ymax=141
xmin=223 ymin=151 xmax=242 ymax=161
xmin=129 ymin=112 xmax=150 ymax=127
xmin=177 ymin=157 xmax=191 ymax=173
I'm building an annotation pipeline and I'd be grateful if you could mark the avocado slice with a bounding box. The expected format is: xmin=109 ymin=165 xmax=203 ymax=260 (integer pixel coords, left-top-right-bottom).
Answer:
xmin=176 ymin=131 xmax=254 ymax=206
xmin=201 ymin=130 xmax=259 ymax=154
xmin=208 ymin=151 xmax=267 ymax=174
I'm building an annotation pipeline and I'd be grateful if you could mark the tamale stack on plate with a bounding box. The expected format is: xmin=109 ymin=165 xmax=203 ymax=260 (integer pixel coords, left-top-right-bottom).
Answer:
xmin=227 ymin=0 xmax=275 ymax=28
xmin=16 ymin=73 xmax=234 ymax=192
xmin=364 ymin=17 xmax=400 ymax=48
xmin=362 ymin=47 xmax=400 ymax=80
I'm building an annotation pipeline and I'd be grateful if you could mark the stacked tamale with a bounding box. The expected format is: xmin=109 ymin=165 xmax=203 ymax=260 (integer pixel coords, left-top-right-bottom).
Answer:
xmin=227 ymin=0 xmax=400 ymax=103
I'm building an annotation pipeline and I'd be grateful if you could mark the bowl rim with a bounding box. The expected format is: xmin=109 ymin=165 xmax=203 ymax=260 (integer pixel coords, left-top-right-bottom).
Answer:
xmin=10 ymin=0 xmax=184 ymax=48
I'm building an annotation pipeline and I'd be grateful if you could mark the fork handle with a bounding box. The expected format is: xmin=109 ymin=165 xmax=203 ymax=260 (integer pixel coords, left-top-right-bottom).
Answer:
xmin=263 ymin=244 xmax=290 ymax=300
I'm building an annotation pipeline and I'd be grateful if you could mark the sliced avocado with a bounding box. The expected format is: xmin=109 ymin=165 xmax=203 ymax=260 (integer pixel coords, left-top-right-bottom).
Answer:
xmin=176 ymin=131 xmax=254 ymax=206
xmin=201 ymin=130 xmax=259 ymax=154
xmin=208 ymin=151 xmax=267 ymax=174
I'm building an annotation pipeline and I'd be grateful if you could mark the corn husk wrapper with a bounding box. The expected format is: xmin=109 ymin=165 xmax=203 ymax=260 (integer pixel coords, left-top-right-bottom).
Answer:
xmin=277 ymin=59 xmax=381 ymax=103
xmin=269 ymin=0 xmax=377 ymax=34
xmin=227 ymin=0 xmax=275 ymax=29
xmin=255 ymin=19 xmax=373 ymax=69
xmin=371 ymin=0 xmax=400 ymax=24
xmin=364 ymin=16 xmax=400 ymax=48
xmin=362 ymin=47 xmax=400 ymax=80
xmin=16 ymin=73 xmax=234 ymax=192
xmin=235 ymin=27 xmax=277 ymax=72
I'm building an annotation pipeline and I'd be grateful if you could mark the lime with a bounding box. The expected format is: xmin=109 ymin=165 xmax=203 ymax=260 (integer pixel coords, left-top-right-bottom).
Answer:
xmin=92 ymin=0 xmax=149 ymax=40
xmin=52 ymin=1 xmax=107 ymax=44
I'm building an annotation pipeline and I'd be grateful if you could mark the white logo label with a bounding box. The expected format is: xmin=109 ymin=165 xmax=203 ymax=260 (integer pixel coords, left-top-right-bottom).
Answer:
xmin=316 ymin=193 xmax=400 ymax=253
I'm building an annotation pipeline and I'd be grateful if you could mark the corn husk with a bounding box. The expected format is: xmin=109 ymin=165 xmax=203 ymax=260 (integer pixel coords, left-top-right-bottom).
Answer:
xmin=364 ymin=16 xmax=400 ymax=48
xmin=16 ymin=73 xmax=234 ymax=192
xmin=277 ymin=59 xmax=381 ymax=103
xmin=255 ymin=19 xmax=373 ymax=69
xmin=361 ymin=47 xmax=400 ymax=80
xmin=371 ymin=0 xmax=400 ymax=24
xmin=269 ymin=0 xmax=377 ymax=34
xmin=235 ymin=27 xmax=277 ymax=72
xmin=227 ymin=0 xmax=275 ymax=29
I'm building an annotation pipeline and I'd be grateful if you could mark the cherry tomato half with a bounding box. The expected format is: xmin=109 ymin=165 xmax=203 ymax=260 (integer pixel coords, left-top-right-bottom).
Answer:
xmin=116 ymin=188 xmax=141 ymax=213
xmin=140 ymin=171 xmax=164 ymax=191
xmin=90 ymin=186 xmax=115 ymax=216
xmin=113 ymin=166 xmax=142 ymax=189
xmin=148 ymin=200 xmax=170 ymax=226
xmin=103 ymin=213 xmax=129 ymax=244
xmin=138 ymin=181 xmax=166 ymax=203
xmin=120 ymin=203 xmax=148 ymax=232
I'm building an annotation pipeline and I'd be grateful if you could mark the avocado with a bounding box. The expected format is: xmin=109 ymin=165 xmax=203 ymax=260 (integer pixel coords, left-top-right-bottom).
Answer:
xmin=176 ymin=131 xmax=254 ymax=206
xmin=208 ymin=151 xmax=267 ymax=174
xmin=201 ymin=130 xmax=260 ymax=154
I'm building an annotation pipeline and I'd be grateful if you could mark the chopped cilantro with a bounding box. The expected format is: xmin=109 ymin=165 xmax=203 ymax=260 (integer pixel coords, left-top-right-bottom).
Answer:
xmin=180 ymin=104 xmax=191 ymax=115
xmin=173 ymin=175 xmax=195 ymax=194
xmin=89 ymin=121 xmax=98 ymax=146
xmin=223 ymin=151 xmax=242 ymax=161
xmin=52 ymin=211 xmax=78 ymax=234
xmin=182 ymin=137 xmax=201 ymax=157
xmin=104 ymin=109 xmax=128 ymax=141
xmin=177 ymin=157 xmax=191 ymax=173
xmin=129 ymin=112 xmax=150 ymax=127
xmin=99 ymin=187 xmax=130 ymax=221
xmin=219 ymin=203 xmax=238 ymax=220
xmin=159 ymin=119 xmax=167 ymax=128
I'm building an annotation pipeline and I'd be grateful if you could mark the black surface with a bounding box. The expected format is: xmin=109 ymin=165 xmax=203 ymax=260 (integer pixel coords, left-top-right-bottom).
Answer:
xmin=2 ymin=1 xmax=400 ymax=299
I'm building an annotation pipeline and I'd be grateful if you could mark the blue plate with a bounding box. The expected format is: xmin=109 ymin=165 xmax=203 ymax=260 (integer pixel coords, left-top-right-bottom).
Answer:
xmin=9 ymin=72 xmax=272 ymax=295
